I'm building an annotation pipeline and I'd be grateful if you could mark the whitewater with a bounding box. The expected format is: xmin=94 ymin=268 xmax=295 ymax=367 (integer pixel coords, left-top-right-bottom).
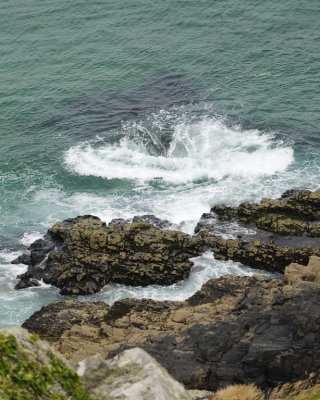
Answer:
xmin=1 ymin=104 xmax=319 ymax=328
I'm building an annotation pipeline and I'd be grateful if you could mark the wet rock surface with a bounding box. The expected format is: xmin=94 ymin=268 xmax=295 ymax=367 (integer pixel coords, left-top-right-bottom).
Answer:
xmin=14 ymin=215 xmax=203 ymax=294
xmin=201 ymin=190 xmax=320 ymax=238
xmin=23 ymin=259 xmax=320 ymax=391
xmin=193 ymin=190 xmax=320 ymax=273
xmin=13 ymin=190 xmax=320 ymax=291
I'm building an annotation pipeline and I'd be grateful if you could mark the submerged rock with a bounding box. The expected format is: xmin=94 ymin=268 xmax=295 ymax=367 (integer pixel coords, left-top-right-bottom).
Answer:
xmin=23 ymin=265 xmax=320 ymax=391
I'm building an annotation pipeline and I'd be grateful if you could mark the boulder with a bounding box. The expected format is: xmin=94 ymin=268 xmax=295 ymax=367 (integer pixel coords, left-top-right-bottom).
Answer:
xmin=76 ymin=347 xmax=211 ymax=400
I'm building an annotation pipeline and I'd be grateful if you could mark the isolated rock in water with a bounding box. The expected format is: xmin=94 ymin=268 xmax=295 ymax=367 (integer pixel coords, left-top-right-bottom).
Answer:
xmin=15 ymin=215 xmax=203 ymax=294
xmin=14 ymin=190 xmax=320 ymax=291
xmin=76 ymin=347 xmax=208 ymax=400
xmin=23 ymin=269 xmax=320 ymax=391
xmin=0 ymin=327 xmax=90 ymax=400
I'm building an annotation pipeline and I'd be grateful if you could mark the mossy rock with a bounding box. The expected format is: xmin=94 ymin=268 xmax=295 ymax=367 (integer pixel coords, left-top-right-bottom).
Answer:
xmin=0 ymin=328 xmax=91 ymax=400
xmin=16 ymin=216 xmax=205 ymax=295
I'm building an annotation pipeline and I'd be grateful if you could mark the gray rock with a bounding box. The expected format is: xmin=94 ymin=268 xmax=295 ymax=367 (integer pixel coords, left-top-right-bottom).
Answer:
xmin=76 ymin=347 xmax=208 ymax=400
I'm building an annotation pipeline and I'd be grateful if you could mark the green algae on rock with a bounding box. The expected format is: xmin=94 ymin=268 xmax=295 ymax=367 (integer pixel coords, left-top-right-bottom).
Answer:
xmin=0 ymin=328 xmax=91 ymax=400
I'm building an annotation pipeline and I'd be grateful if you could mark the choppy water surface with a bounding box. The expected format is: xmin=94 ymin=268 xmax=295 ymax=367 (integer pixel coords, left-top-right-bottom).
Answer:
xmin=1 ymin=0 xmax=319 ymax=327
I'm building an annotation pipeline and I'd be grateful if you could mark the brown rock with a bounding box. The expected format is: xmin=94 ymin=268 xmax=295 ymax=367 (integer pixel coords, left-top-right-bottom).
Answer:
xmin=22 ymin=265 xmax=320 ymax=391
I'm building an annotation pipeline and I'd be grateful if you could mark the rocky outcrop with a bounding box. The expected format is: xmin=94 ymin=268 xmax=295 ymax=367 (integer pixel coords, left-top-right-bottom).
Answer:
xmin=0 ymin=327 xmax=91 ymax=400
xmin=14 ymin=215 xmax=204 ymax=294
xmin=76 ymin=348 xmax=211 ymax=400
xmin=200 ymin=232 xmax=320 ymax=273
xmin=193 ymin=190 xmax=320 ymax=273
xmin=285 ymin=255 xmax=320 ymax=287
xmin=208 ymin=190 xmax=320 ymax=237
xmin=13 ymin=190 xmax=320 ymax=292
xmin=22 ymin=263 xmax=320 ymax=391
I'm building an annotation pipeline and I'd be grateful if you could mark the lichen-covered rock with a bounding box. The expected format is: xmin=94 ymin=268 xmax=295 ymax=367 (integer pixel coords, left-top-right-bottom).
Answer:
xmin=193 ymin=190 xmax=320 ymax=274
xmin=0 ymin=327 xmax=91 ymax=400
xmin=200 ymin=232 xmax=320 ymax=273
xmin=76 ymin=347 xmax=210 ymax=400
xmin=22 ymin=267 xmax=320 ymax=391
xmin=15 ymin=216 xmax=204 ymax=294
xmin=209 ymin=190 xmax=320 ymax=237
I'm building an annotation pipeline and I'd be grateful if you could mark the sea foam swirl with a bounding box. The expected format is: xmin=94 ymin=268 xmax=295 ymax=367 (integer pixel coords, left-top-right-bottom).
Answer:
xmin=64 ymin=109 xmax=294 ymax=184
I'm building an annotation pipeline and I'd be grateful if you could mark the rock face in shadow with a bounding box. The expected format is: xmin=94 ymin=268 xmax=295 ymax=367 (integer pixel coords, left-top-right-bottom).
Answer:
xmin=14 ymin=216 xmax=203 ymax=295
xmin=23 ymin=258 xmax=320 ymax=391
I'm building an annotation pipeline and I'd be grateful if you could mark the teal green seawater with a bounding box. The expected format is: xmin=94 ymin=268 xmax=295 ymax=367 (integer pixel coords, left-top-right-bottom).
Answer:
xmin=0 ymin=0 xmax=319 ymax=327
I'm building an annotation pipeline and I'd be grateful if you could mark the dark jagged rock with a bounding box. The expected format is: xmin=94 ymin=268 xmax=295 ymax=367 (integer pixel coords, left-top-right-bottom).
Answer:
xmin=22 ymin=259 xmax=320 ymax=391
xmin=11 ymin=238 xmax=54 ymax=266
xmin=209 ymin=190 xmax=320 ymax=237
xmin=109 ymin=214 xmax=172 ymax=230
xmin=193 ymin=190 xmax=320 ymax=273
xmin=15 ymin=277 xmax=41 ymax=289
xmin=22 ymin=300 xmax=110 ymax=339
xmin=131 ymin=214 xmax=172 ymax=230
xmin=14 ymin=190 xmax=320 ymax=292
xmin=15 ymin=216 xmax=204 ymax=295
xmin=200 ymin=231 xmax=320 ymax=273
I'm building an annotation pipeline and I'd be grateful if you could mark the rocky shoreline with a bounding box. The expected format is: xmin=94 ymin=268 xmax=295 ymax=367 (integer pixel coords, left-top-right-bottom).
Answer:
xmin=6 ymin=189 xmax=320 ymax=398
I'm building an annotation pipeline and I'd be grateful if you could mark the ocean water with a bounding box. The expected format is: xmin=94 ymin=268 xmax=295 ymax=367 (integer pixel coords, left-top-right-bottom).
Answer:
xmin=1 ymin=0 xmax=319 ymax=327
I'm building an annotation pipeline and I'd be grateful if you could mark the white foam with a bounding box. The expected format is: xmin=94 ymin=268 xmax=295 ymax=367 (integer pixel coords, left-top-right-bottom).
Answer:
xmin=84 ymin=252 xmax=268 ymax=304
xmin=64 ymin=115 xmax=294 ymax=184
xmin=2 ymin=106 xmax=320 ymax=328
xmin=20 ymin=231 xmax=43 ymax=246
